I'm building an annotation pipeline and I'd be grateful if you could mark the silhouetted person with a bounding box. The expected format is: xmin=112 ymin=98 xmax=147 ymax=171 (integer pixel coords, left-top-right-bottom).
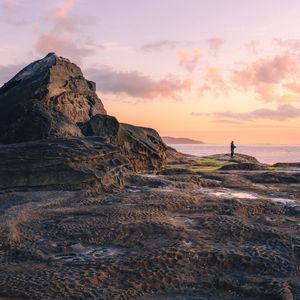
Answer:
xmin=230 ymin=141 xmax=236 ymax=158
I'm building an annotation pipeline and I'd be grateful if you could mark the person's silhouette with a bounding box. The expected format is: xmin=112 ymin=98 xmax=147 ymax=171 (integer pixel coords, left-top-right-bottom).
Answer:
xmin=230 ymin=141 xmax=236 ymax=158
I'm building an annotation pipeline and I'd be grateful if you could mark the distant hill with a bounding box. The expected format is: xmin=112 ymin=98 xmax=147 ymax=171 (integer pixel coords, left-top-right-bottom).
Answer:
xmin=162 ymin=136 xmax=204 ymax=144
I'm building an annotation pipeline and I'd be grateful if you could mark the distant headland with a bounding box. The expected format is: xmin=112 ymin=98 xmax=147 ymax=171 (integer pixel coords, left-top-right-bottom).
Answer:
xmin=162 ymin=136 xmax=204 ymax=144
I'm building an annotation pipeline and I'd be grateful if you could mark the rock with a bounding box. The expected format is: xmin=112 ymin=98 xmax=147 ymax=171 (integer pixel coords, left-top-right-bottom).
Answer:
xmin=219 ymin=162 xmax=266 ymax=171
xmin=117 ymin=123 xmax=167 ymax=171
xmin=207 ymin=153 xmax=260 ymax=164
xmin=158 ymin=168 xmax=195 ymax=175
xmin=0 ymin=53 xmax=106 ymax=144
xmin=273 ymin=162 xmax=300 ymax=168
xmin=0 ymin=137 xmax=129 ymax=191
xmin=166 ymin=146 xmax=192 ymax=161
xmin=80 ymin=115 xmax=167 ymax=171
xmin=78 ymin=114 xmax=119 ymax=144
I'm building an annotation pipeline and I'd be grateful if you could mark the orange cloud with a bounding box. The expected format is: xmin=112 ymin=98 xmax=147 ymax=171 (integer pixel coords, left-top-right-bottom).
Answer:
xmin=199 ymin=66 xmax=228 ymax=96
xmin=55 ymin=0 xmax=74 ymax=18
xmin=283 ymin=82 xmax=300 ymax=94
xmin=178 ymin=48 xmax=203 ymax=72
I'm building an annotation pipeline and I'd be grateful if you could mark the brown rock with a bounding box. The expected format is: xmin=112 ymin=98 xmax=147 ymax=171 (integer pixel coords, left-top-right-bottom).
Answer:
xmin=0 ymin=53 xmax=106 ymax=144
xmin=0 ymin=137 xmax=129 ymax=191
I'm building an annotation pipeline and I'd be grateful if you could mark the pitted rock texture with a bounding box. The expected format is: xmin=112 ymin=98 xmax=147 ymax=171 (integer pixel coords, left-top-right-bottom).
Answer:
xmin=0 ymin=161 xmax=299 ymax=299
xmin=0 ymin=53 xmax=106 ymax=144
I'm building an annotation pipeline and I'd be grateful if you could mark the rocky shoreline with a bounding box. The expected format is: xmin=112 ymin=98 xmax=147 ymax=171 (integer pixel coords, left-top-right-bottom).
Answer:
xmin=0 ymin=53 xmax=299 ymax=299
xmin=0 ymin=152 xmax=299 ymax=299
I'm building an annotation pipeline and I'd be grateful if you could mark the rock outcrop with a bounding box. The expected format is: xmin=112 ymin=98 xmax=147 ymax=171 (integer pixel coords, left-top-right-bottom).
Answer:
xmin=0 ymin=137 xmax=128 ymax=191
xmin=79 ymin=114 xmax=167 ymax=171
xmin=0 ymin=53 xmax=168 ymax=183
xmin=0 ymin=53 xmax=106 ymax=144
xmin=117 ymin=123 xmax=167 ymax=171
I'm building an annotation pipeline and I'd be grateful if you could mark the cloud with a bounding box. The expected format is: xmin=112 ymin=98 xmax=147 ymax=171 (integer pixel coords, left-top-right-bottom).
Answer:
xmin=283 ymin=82 xmax=300 ymax=94
xmin=86 ymin=66 xmax=192 ymax=100
xmin=231 ymin=54 xmax=300 ymax=102
xmin=141 ymin=40 xmax=180 ymax=52
xmin=272 ymin=38 xmax=300 ymax=54
xmin=207 ymin=37 xmax=224 ymax=53
xmin=244 ymin=41 xmax=260 ymax=55
xmin=0 ymin=64 xmax=26 ymax=86
xmin=35 ymin=33 xmax=95 ymax=60
xmin=232 ymin=55 xmax=296 ymax=88
xmin=0 ymin=0 xmax=23 ymax=12
xmin=213 ymin=104 xmax=300 ymax=122
xmin=178 ymin=48 xmax=203 ymax=72
xmin=34 ymin=0 xmax=100 ymax=62
xmin=199 ymin=66 xmax=228 ymax=96
xmin=55 ymin=0 xmax=73 ymax=18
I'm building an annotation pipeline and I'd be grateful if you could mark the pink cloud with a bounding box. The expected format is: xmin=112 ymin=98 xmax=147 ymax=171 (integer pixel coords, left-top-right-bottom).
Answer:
xmin=244 ymin=41 xmax=260 ymax=55
xmin=55 ymin=0 xmax=74 ymax=18
xmin=33 ymin=0 xmax=101 ymax=62
xmin=86 ymin=66 xmax=192 ymax=100
xmin=283 ymin=82 xmax=300 ymax=94
xmin=231 ymin=54 xmax=300 ymax=102
xmin=207 ymin=37 xmax=224 ymax=53
xmin=232 ymin=55 xmax=296 ymax=88
xmin=178 ymin=48 xmax=203 ymax=72
xmin=213 ymin=104 xmax=300 ymax=122
xmin=0 ymin=0 xmax=22 ymax=12
xmin=199 ymin=66 xmax=228 ymax=96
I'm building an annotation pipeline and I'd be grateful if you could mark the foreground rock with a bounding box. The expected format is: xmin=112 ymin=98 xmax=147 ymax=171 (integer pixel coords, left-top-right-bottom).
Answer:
xmin=0 ymin=154 xmax=299 ymax=299
xmin=0 ymin=53 xmax=106 ymax=144
xmin=0 ymin=137 xmax=128 ymax=191
xmin=80 ymin=114 xmax=167 ymax=171
xmin=0 ymin=54 xmax=167 ymax=172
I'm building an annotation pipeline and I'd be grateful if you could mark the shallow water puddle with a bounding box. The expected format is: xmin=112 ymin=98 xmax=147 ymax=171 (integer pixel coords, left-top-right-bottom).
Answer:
xmin=197 ymin=188 xmax=258 ymax=199
xmin=51 ymin=244 xmax=124 ymax=262
xmin=270 ymin=198 xmax=298 ymax=206
xmin=150 ymin=187 xmax=174 ymax=192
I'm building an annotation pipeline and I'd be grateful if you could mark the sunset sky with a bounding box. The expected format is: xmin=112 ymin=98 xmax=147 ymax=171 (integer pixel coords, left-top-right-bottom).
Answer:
xmin=1 ymin=0 xmax=300 ymax=143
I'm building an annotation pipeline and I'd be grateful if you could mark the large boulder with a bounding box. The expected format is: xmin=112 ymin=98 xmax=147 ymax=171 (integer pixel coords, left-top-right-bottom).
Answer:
xmin=0 ymin=53 xmax=106 ymax=144
xmin=117 ymin=123 xmax=167 ymax=171
xmin=79 ymin=115 xmax=167 ymax=171
xmin=0 ymin=137 xmax=128 ymax=191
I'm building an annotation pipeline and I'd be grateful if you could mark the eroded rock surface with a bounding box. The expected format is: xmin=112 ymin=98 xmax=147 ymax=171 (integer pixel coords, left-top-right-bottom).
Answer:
xmin=0 ymin=155 xmax=299 ymax=299
xmin=0 ymin=137 xmax=128 ymax=192
xmin=0 ymin=53 xmax=106 ymax=144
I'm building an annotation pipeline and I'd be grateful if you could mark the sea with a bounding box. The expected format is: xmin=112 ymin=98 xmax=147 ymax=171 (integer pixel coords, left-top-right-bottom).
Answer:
xmin=169 ymin=144 xmax=300 ymax=165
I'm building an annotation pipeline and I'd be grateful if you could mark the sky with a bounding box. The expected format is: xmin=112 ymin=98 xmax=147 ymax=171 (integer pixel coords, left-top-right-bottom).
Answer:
xmin=1 ymin=0 xmax=300 ymax=144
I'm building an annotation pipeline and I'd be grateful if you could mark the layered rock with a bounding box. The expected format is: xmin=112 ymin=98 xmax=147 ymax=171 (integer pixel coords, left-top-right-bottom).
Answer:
xmin=0 ymin=137 xmax=128 ymax=191
xmin=0 ymin=53 xmax=167 ymax=177
xmin=0 ymin=53 xmax=106 ymax=144
xmin=117 ymin=123 xmax=167 ymax=171
xmin=80 ymin=114 xmax=167 ymax=171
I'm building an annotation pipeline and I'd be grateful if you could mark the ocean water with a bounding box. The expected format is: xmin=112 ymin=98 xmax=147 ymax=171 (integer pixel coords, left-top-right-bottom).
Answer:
xmin=169 ymin=144 xmax=300 ymax=164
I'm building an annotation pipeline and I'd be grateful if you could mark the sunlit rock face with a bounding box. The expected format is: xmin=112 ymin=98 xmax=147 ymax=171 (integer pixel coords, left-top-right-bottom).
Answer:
xmin=0 ymin=53 xmax=106 ymax=144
